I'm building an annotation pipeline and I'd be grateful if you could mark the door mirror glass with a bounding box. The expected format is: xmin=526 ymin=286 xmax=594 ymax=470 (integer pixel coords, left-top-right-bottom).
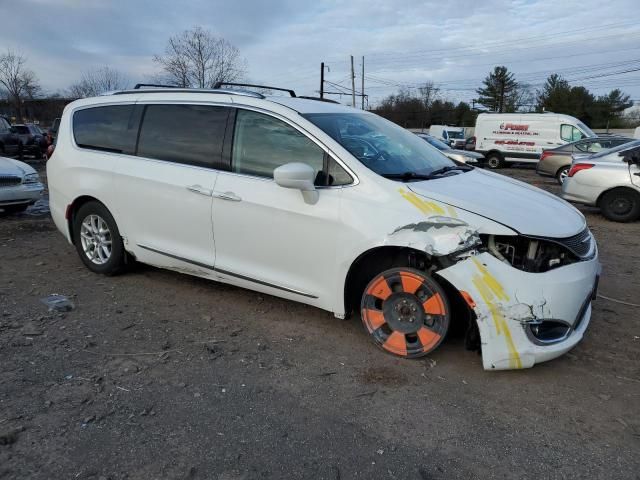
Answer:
xmin=274 ymin=162 xmax=319 ymax=204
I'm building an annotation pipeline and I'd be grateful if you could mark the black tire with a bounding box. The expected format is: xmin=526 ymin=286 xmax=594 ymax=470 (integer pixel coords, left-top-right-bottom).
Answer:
xmin=360 ymin=267 xmax=450 ymax=359
xmin=485 ymin=152 xmax=503 ymax=169
xmin=73 ymin=201 xmax=126 ymax=275
xmin=599 ymin=188 xmax=640 ymax=223
xmin=556 ymin=165 xmax=570 ymax=185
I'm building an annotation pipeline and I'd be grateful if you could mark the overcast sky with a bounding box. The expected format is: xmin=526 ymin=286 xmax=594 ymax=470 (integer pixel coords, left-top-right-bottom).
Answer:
xmin=1 ymin=0 xmax=639 ymax=107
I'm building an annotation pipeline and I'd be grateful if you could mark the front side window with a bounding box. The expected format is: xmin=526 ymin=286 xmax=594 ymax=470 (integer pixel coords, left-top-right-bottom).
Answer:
xmin=561 ymin=124 xmax=585 ymax=142
xmin=13 ymin=125 xmax=29 ymax=134
xmin=303 ymin=113 xmax=455 ymax=177
xmin=73 ymin=105 xmax=140 ymax=154
xmin=232 ymin=109 xmax=325 ymax=179
xmin=137 ymin=104 xmax=228 ymax=168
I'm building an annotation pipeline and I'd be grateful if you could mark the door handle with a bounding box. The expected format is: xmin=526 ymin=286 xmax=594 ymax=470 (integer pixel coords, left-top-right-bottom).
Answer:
xmin=213 ymin=191 xmax=242 ymax=202
xmin=186 ymin=184 xmax=213 ymax=196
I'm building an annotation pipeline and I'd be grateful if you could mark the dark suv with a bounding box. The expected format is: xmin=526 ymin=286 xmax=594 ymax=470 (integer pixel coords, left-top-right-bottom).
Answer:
xmin=0 ymin=116 xmax=22 ymax=158
xmin=13 ymin=124 xmax=48 ymax=158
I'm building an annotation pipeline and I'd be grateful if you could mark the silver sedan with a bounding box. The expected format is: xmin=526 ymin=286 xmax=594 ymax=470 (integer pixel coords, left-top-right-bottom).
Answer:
xmin=561 ymin=139 xmax=640 ymax=222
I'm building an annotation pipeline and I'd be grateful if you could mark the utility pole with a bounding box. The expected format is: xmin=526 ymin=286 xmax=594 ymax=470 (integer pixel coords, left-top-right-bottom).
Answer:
xmin=361 ymin=56 xmax=365 ymax=110
xmin=350 ymin=55 xmax=356 ymax=108
xmin=320 ymin=62 xmax=324 ymax=99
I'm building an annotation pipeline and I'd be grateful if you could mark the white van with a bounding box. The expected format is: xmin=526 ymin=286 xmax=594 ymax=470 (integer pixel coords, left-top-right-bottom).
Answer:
xmin=475 ymin=113 xmax=596 ymax=168
xmin=46 ymin=84 xmax=600 ymax=370
xmin=429 ymin=125 xmax=466 ymax=149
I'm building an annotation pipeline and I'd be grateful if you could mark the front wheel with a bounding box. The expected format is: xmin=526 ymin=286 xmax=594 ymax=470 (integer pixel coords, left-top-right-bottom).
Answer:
xmin=485 ymin=153 xmax=503 ymax=169
xmin=360 ymin=268 xmax=450 ymax=358
xmin=73 ymin=201 xmax=126 ymax=274
xmin=599 ymin=188 xmax=640 ymax=223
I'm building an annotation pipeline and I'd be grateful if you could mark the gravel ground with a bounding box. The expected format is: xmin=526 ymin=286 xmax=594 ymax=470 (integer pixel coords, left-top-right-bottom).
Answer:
xmin=1 ymin=162 xmax=639 ymax=479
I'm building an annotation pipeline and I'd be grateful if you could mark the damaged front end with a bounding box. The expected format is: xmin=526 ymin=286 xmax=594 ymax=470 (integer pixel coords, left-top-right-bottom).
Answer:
xmin=436 ymin=228 xmax=600 ymax=370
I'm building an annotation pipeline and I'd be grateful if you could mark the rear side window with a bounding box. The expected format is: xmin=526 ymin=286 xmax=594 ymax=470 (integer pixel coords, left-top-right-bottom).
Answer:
xmin=232 ymin=109 xmax=324 ymax=179
xmin=73 ymin=105 xmax=140 ymax=154
xmin=0 ymin=118 xmax=10 ymax=133
xmin=137 ymin=104 xmax=229 ymax=169
xmin=14 ymin=126 xmax=29 ymax=134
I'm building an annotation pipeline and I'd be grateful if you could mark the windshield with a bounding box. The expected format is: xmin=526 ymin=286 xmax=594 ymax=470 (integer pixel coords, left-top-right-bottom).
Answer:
xmin=303 ymin=113 xmax=455 ymax=176
xmin=576 ymin=121 xmax=596 ymax=138
xmin=590 ymin=139 xmax=640 ymax=159
xmin=447 ymin=130 xmax=464 ymax=139
xmin=418 ymin=134 xmax=451 ymax=151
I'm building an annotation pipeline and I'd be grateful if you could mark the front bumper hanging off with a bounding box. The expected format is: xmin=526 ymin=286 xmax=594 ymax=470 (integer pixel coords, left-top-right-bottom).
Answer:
xmin=437 ymin=252 xmax=601 ymax=370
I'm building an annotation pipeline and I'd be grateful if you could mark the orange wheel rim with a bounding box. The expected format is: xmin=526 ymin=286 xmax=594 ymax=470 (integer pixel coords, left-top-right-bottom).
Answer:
xmin=361 ymin=269 xmax=449 ymax=358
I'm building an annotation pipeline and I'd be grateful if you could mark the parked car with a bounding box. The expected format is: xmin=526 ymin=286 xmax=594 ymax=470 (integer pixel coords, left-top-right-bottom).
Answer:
xmin=537 ymin=136 xmax=633 ymax=184
xmin=48 ymin=117 xmax=61 ymax=142
xmin=0 ymin=156 xmax=44 ymax=214
xmin=475 ymin=113 xmax=596 ymax=169
xmin=0 ymin=116 xmax=22 ymax=158
xmin=464 ymin=136 xmax=476 ymax=151
xmin=48 ymin=85 xmax=600 ymax=371
xmin=415 ymin=133 xmax=484 ymax=164
xmin=429 ymin=125 xmax=466 ymax=148
xmin=562 ymin=139 xmax=640 ymax=222
xmin=12 ymin=124 xmax=48 ymax=158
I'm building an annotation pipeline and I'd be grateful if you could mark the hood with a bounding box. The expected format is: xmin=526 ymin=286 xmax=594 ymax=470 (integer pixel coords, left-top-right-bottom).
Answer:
xmin=408 ymin=168 xmax=586 ymax=238
xmin=0 ymin=156 xmax=33 ymax=177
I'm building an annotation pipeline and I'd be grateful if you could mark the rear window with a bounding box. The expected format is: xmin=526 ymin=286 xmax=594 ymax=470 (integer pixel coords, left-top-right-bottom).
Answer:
xmin=137 ymin=104 xmax=229 ymax=169
xmin=73 ymin=105 xmax=140 ymax=154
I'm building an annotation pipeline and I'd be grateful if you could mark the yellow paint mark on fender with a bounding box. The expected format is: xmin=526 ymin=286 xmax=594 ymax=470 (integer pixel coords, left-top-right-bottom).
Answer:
xmin=471 ymin=258 xmax=522 ymax=369
xmin=446 ymin=205 xmax=458 ymax=218
xmin=398 ymin=188 xmax=445 ymax=215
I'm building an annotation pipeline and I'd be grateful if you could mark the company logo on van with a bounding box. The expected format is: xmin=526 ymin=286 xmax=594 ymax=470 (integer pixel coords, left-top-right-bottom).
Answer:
xmin=499 ymin=123 xmax=529 ymax=131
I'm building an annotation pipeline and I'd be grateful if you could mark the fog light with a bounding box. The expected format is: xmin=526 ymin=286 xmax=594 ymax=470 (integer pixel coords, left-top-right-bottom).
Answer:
xmin=527 ymin=320 xmax=571 ymax=344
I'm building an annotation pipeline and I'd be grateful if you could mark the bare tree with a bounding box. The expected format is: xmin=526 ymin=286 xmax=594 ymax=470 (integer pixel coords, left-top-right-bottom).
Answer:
xmin=0 ymin=50 xmax=40 ymax=121
xmin=153 ymin=26 xmax=246 ymax=88
xmin=68 ymin=66 xmax=129 ymax=98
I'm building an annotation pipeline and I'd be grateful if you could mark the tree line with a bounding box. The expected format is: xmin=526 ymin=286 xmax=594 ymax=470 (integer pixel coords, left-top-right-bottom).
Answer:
xmin=373 ymin=66 xmax=636 ymax=130
xmin=0 ymin=26 xmax=246 ymax=123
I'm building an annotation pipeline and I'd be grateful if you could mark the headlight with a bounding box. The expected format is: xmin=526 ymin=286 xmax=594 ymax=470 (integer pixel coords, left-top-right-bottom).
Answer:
xmin=23 ymin=173 xmax=40 ymax=184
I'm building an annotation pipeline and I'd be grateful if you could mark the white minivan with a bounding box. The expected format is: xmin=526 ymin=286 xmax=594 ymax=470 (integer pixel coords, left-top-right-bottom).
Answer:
xmin=475 ymin=113 xmax=596 ymax=168
xmin=47 ymin=84 xmax=600 ymax=370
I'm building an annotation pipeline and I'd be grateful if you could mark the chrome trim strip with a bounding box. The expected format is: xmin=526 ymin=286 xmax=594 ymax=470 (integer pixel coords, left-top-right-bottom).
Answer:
xmin=137 ymin=244 xmax=318 ymax=299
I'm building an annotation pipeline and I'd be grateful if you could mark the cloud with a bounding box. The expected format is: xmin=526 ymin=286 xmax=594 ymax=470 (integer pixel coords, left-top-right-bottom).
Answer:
xmin=0 ymin=0 xmax=638 ymax=105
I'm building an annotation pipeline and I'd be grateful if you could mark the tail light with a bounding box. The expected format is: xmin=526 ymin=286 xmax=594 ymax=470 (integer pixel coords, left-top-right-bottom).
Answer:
xmin=539 ymin=150 xmax=553 ymax=162
xmin=568 ymin=163 xmax=594 ymax=177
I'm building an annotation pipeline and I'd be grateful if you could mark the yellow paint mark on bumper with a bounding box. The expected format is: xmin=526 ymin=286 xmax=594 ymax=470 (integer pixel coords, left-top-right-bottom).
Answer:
xmin=471 ymin=258 xmax=522 ymax=369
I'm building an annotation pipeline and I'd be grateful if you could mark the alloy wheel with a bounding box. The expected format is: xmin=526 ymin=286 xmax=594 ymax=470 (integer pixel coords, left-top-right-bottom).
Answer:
xmin=80 ymin=214 xmax=113 ymax=265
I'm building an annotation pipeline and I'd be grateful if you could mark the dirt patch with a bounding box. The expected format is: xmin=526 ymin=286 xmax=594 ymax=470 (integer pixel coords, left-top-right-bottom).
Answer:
xmin=0 ymin=164 xmax=639 ymax=479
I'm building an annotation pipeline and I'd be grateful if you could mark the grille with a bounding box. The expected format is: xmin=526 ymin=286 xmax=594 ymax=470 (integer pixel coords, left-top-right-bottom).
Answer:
xmin=554 ymin=228 xmax=593 ymax=258
xmin=0 ymin=175 xmax=21 ymax=187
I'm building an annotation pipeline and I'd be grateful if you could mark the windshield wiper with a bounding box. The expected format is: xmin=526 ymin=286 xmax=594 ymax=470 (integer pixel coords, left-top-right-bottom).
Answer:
xmin=428 ymin=165 xmax=473 ymax=177
xmin=380 ymin=172 xmax=436 ymax=181
xmin=381 ymin=165 xmax=473 ymax=182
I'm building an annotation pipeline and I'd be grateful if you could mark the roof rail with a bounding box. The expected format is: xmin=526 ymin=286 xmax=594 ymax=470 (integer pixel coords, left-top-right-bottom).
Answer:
xmin=112 ymin=87 xmax=264 ymax=99
xmin=214 ymin=82 xmax=296 ymax=97
xmin=133 ymin=83 xmax=179 ymax=89
xmin=297 ymin=96 xmax=340 ymax=104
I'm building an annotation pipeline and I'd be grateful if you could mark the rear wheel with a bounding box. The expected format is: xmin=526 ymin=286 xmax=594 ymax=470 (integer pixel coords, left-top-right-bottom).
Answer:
xmin=360 ymin=268 xmax=450 ymax=358
xmin=485 ymin=153 xmax=503 ymax=169
xmin=599 ymin=188 xmax=640 ymax=223
xmin=73 ymin=201 xmax=126 ymax=274
xmin=556 ymin=165 xmax=570 ymax=185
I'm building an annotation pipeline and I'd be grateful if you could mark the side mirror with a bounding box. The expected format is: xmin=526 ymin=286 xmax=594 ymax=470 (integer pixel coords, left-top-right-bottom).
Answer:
xmin=274 ymin=162 xmax=319 ymax=205
xmin=622 ymin=151 xmax=640 ymax=164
